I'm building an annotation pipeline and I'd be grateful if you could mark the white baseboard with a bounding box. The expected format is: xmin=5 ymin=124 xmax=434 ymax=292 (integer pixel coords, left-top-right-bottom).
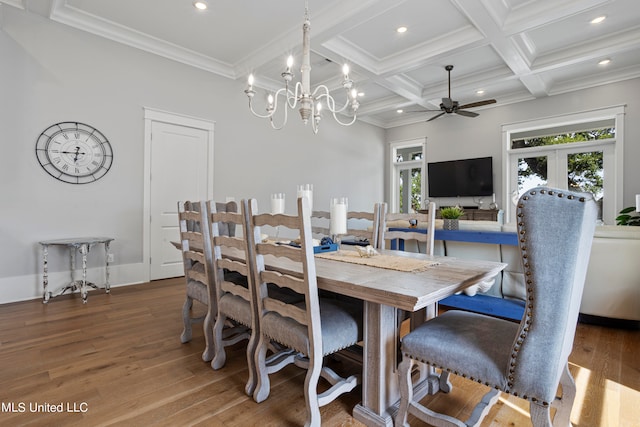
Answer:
xmin=0 ymin=263 xmax=149 ymax=305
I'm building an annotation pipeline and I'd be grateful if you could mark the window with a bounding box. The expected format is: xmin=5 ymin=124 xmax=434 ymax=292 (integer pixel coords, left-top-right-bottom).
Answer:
xmin=503 ymin=106 xmax=624 ymax=224
xmin=389 ymin=138 xmax=426 ymax=213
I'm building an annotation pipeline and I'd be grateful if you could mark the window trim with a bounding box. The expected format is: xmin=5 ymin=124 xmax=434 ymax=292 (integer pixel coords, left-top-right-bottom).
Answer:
xmin=389 ymin=138 xmax=427 ymax=213
xmin=502 ymin=105 xmax=624 ymax=224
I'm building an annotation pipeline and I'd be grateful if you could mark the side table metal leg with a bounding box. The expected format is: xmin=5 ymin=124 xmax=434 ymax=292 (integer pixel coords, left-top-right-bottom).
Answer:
xmin=42 ymin=244 xmax=50 ymax=303
xmin=81 ymin=244 xmax=89 ymax=303
xmin=105 ymin=241 xmax=111 ymax=294
xmin=70 ymin=247 xmax=77 ymax=290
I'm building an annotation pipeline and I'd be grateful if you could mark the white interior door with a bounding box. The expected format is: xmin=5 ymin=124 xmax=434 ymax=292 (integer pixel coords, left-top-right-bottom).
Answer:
xmin=145 ymin=110 xmax=214 ymax=280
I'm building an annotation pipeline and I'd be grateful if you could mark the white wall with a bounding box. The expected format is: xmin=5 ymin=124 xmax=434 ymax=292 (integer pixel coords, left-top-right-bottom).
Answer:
xmin=0 ymin=7 xmax=385 ymax=303
xmin=385 ymin=78 xmax=640 ymax=217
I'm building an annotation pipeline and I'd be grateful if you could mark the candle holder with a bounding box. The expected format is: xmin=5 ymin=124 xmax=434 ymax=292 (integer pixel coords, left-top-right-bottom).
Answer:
xmin=297 ymin=184 xmax=313 ymax=213
xmin=330 ymin=197 xmax=348 ymax=248
xmin=271 ymin=193 xmax=285 ymax=239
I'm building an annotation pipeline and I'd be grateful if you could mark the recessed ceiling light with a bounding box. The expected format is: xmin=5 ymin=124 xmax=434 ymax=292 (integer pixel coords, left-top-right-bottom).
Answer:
xmin=598 ymin=58 xmax=611 ymax=65
xmin=397 ymin=109 xmax=404 ymax=113
xmin=476 ymin=90 xmax=485 ymax=95
xmin=396 ymin=26 xmax=408 ymax=33
xmin=193 ymin=1 xmax=208 ymax=10
xmin=590 ymin=16 xmax=606 ymax=24
xmin=358 ymin=92 xmax=365 ymax=97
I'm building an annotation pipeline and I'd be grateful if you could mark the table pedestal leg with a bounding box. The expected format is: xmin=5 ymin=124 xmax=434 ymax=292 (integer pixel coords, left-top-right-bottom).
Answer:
xmin=353 ymin=302 xmax=398 ymax=427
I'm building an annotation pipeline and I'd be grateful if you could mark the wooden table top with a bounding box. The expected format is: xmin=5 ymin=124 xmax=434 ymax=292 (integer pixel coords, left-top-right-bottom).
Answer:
xmin=245 ymin=247 xmax=507 ymax=313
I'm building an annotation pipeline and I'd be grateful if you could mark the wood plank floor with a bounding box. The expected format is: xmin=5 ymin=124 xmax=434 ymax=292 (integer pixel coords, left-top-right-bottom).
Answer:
xmin=0 ymin=278 xmax=637 ymax=426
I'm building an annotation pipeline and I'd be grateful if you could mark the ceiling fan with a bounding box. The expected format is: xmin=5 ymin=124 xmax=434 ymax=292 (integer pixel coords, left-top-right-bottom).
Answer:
xmin=412 ymin=65 xmax=496 ymax=121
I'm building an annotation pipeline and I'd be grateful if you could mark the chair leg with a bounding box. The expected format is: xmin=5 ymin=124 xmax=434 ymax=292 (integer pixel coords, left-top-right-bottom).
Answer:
xmin=395 ymin=356 xmax=414 ymax=427
xmin=180 ymin=296 xmax=193 ymax=343
xmin=201 ymin=310 xmax=214 ymax=362
xmin=303 ymin=355 xmax=322 ymax=427
xmin=530 ymin=402 xmax=553 ymax=427
xmin=244 ymin=329 xmax=259 ymax=397
xmin=551 ymin=363 xmax=576 ymax=427
xmin=253 ymin=334 xmax=271 ymax=403
xmin=211 ymin=313 xmax=227 ymax=370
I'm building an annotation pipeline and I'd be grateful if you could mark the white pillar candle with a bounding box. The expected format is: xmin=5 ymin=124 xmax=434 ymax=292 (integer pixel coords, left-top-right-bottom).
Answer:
xmin=330 ymin=197 xmax=348 ymax=235
xmin=636 ymin=194 xmax=640 ymax=212
xmin=270 ymin=193 xmax=285 ymax=214
xmin=297 ymin=184 xmax=313 ymax=212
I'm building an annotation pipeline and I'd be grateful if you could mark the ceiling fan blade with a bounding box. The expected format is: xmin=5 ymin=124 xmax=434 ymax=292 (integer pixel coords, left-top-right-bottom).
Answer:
xmin=455 ymin=109 xmax=479 ymax=118
xmin=427 ymin=112 xmax=446 ymax=122
xmin=441 ymin=97 xmax=453 ymax=109
xmin=403 ymin=109 xmax=445 ymax=113
xmin=457 ymin=99 xmax=496 ymax=110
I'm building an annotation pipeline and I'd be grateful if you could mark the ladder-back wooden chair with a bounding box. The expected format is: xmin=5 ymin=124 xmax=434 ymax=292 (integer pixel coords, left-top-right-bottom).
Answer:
xmin=178 ymin=200 xmax=216 ymax=362
xmin=207 ymin=200 xmax=254 ymax=393
xmin=247 ymin=197 xmax=360 ymax=427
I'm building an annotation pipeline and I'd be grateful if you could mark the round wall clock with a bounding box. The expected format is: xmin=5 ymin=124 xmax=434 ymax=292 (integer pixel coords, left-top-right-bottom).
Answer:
xmin=35 ymin=121 xmax=113 ymax=184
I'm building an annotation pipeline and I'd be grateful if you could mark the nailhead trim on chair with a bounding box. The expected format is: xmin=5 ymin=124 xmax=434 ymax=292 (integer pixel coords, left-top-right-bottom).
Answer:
xmin=508 ymin=188 xmax=587 ymax=407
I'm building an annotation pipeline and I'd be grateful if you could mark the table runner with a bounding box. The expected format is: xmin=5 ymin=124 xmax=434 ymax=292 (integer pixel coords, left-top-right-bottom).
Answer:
xmin=315 ymin=250 xmax=439 ymax=272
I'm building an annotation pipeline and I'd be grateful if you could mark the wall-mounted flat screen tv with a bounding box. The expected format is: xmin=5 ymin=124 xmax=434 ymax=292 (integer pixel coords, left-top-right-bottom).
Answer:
xmin=428 ymin=156 xmax=493 ymax=197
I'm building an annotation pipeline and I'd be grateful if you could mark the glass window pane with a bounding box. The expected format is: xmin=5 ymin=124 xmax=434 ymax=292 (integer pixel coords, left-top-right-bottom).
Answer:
xmin=518 ymin=156 xmax=547 ymax=195
xmin=568 ymin=151 xmax=603 ymax=198
xmin=398 ymin=167 xmax=422 ymax=213
xmin=395 ymin=145 xmax=422 ymax=163
xmin=512 ymin=127 xmax=615 ymax=149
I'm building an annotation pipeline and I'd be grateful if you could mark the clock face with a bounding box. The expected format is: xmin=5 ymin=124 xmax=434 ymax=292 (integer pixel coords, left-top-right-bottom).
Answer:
xmin=36 ymin=122 xmax=113 ymax=184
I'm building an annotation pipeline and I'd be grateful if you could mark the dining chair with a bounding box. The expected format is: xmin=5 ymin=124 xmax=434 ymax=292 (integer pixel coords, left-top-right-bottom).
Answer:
xmin=378 ymin=202 xmax=437 ymax=330
xmin=207 ymin=200 xmax=254 ymax=393
xmin=395 ymin=187 xmax=598 ymax=427
xmin=247 ymin=197 xmax=360 ymax=427
xmin=177 ymin=200 xmax=216 ymax=362
xmin=310 ymin=210 xmax=331 ymax=238
xmin=378 ymin=202 xmax=436 ymax=255
xmin=344 ymin=204 xmax=383 ymax=248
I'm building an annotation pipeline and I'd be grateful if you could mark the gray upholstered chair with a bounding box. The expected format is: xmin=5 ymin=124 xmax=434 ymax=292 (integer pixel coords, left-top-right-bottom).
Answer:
xmin=207 ymin=200 xmax=254 ymax=392
xmin=247 ymin=197 xmax=360 ymax=427
xmin=395 ymin=187 xmax=598 ymax=427
xmin=178 ymin=201 xmax=216 ymax=362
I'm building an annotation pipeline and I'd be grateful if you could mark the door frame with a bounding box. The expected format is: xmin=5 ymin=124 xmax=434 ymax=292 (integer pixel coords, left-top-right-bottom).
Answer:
xmin=142 ymin=107 xmax=215 ymax=282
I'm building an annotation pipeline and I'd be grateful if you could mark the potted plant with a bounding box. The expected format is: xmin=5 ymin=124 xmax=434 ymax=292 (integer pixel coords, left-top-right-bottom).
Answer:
xmin=440 ymin=206 xmax=464 ymax=230
xmin=615 ymin=206 xmax=640 ymax=226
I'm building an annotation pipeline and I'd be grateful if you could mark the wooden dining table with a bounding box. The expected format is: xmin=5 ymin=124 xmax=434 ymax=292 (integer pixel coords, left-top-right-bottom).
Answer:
xmin=261 ymin=247 xmax=507 ymax=427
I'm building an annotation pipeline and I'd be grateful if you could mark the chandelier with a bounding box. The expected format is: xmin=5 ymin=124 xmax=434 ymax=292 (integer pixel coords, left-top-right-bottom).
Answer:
xmin=244 ymin=1 xmax=360 ymax=134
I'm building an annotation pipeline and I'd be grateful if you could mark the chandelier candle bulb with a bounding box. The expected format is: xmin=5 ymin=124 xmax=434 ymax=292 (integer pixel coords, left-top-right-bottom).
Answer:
xmin=330 ymin=197 xmax=348 ymax=236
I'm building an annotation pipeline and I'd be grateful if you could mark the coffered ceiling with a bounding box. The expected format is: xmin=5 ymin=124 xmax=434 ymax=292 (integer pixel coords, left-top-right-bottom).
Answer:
xmin=4 ymin=0 xmax=640 ymax=128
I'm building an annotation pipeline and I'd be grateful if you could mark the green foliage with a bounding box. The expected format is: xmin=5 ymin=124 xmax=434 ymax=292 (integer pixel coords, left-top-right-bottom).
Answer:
xmin=440 ymin=206 xmax=464 ymax=219
xmin=399 ymin=169 xmax=422 ymax=212
xmin=514 ymin=128 xmax=612 ymax=196
xmin=615 ymin=206 xmax=640 ymax=226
